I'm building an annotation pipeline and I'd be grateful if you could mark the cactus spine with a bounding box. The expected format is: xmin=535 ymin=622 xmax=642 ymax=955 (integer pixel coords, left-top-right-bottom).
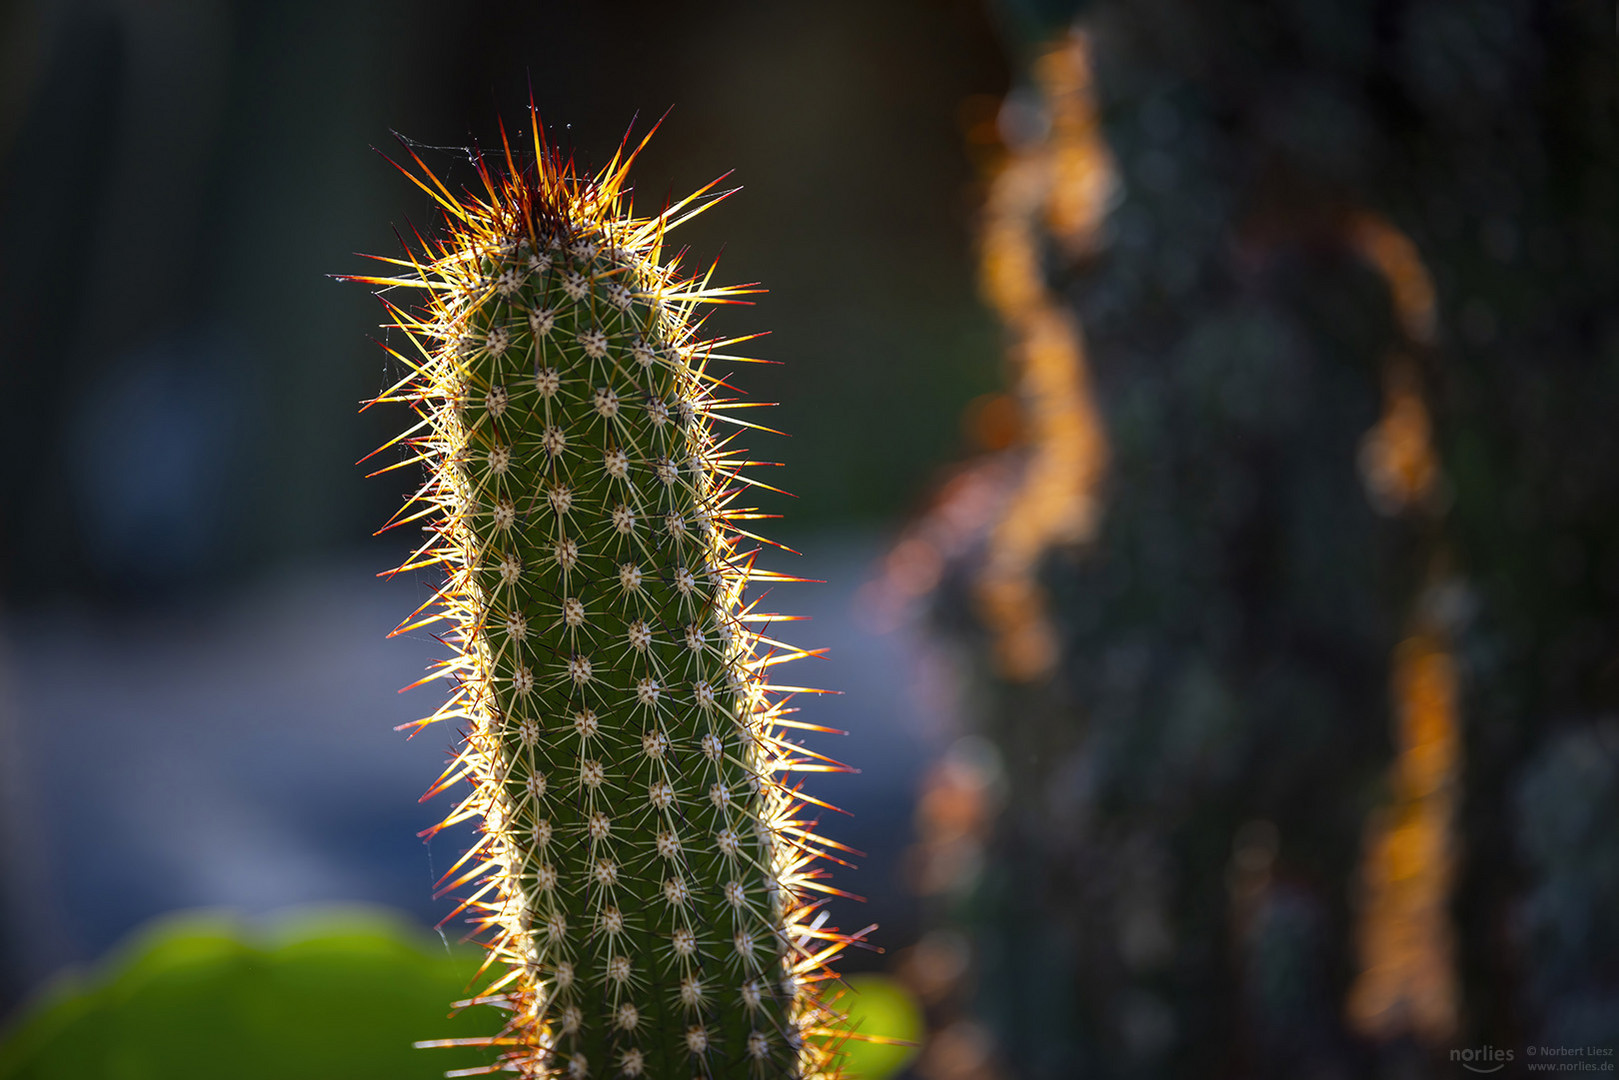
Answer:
xmin=356 ymin=114 xmax=855 ymax=1079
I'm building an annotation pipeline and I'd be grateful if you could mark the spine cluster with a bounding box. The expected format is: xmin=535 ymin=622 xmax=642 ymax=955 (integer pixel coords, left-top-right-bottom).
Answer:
xmin=356 ymin=115 xmax=857 ymax=1080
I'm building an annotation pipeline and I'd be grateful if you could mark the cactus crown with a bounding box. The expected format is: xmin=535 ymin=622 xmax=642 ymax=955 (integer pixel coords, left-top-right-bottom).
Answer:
xmin=354 ymin=111 xmax=860 ymax=1079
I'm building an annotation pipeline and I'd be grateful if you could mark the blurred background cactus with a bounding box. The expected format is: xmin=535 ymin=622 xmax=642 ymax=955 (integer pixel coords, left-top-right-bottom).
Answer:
xmin=881 ymin=2 xmax=1619 ymax=1078
xmin=3 ymin=1 xmax=1616 ymax=1078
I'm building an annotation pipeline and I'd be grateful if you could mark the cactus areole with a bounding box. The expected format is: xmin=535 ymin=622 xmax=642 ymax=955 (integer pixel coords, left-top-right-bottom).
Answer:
xmin=353 ymin=112 xmax=861 ymax=1079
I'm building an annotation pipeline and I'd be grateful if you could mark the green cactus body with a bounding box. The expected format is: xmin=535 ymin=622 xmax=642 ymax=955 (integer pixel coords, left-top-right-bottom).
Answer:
xmin=357 ymin=118 xmax=854 ymax=1079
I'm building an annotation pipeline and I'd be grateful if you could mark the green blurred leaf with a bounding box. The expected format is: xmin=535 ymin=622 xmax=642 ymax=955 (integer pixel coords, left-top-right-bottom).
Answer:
xmin=0 ymin=907 xmax=495 ymax=1080
xmin=827 ymin=974 xmax=923 ymax=1080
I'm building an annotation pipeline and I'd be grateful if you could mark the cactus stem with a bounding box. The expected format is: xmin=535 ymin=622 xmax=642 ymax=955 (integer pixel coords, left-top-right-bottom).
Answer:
xmin=350 ymin=106 xmax=864 ymax=1079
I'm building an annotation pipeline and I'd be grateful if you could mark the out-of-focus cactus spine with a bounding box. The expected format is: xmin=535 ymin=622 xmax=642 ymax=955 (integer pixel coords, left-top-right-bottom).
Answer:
xmin=354 ymin=111 xmax=857 ymax=1080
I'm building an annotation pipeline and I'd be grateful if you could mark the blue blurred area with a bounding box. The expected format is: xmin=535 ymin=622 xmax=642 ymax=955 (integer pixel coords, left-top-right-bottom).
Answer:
xmin=0 ymin=533 xmax=943 ymax=1016
xmin=67 ymin=328 xmax=258 ymax=593
xmin=0 ymin=561 xmax=464 ymax=983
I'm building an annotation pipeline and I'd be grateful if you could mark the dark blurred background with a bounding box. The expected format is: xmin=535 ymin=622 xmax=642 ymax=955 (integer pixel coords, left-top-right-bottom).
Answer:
xmin=0 ymin=0 xmax=1007 ymax=604
xmin=0 ymin=0 xmax=1005 ymax=1027
xmin=5 ymin=1 xmax=1619 ymax=1079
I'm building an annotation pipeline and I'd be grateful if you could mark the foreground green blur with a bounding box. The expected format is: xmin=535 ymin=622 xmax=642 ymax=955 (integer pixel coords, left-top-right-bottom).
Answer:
xmin=0 ymin=907 xmax=490 ymax=1080
xmin=0 ymin=908 xmax=923 ymax=1080
xmin=829 ymin=974 xmax=923 ymax=1079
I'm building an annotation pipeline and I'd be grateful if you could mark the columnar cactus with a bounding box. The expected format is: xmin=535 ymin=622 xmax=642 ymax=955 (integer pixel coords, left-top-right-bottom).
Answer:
xmin=355 ymin=114 xmax=857 ymax=1079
